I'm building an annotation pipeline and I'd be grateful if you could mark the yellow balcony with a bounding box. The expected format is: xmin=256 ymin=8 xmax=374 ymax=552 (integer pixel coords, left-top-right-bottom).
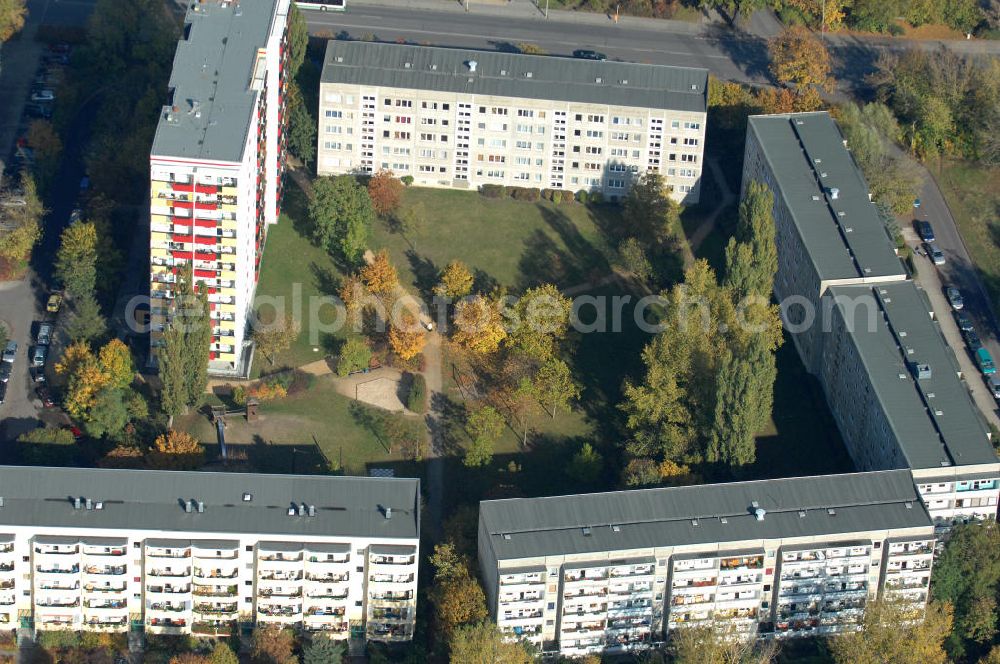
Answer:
xmin=150 ymin=247 xmax=170 ymax=259
xmin=217 ymin=303 xmax=237 ymax=314
xmin=221 ymin=186 xmax=237 ymax=197
xmin=220 ymin=237 xmax=237 ymax=248
xmin=217 ymin=319 xmax=236 ymax=331
xmin=222 ymin=204 xmax=238 ymax=213
xmin=151 ymin=180 xmax=169 ymax=195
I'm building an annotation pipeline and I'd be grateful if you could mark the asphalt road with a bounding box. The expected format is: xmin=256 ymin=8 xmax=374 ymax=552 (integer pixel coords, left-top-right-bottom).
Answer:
xmin=304 ymin=3 xmax=762 ymax=83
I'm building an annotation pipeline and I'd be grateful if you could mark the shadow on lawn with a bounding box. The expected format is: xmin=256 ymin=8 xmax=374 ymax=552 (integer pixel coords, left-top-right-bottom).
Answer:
xmin=517 ymin=204 xmax=612 ymax=291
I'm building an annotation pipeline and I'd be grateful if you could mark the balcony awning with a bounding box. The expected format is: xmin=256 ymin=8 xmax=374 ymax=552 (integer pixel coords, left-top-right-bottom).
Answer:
xmin=34 ymin=535 xmax=80 ymax=545
xmin=146 ymin=539 xmax=192 ymax=549
xmin=304 ymin=542 xmax=350 ymax=554
xmin=258 ymin=541 xmax=303 ymax=553
xmin=779 ymin=540 xmax=871 ymax=554
xmin=0 ymin=535 xmax=14 ymax=544
xmin=369 ymin=544 xmax=415 ymax=556
xmin=192 ymin=539 xmax=239 ymax=551
xmin=498 ymin=564 xmax=546 ymax=576
xmin=81 ymin=537 xmax=127 ymax=547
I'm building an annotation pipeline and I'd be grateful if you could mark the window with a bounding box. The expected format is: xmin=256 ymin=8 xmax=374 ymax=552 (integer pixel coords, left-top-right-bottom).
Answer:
xmin=515 ymin=156 xmax=531 ymax=165
xmin=516 ymin=124 xmax=531 ymax=134
xmin=384 ymin=98 xmax=392 ymax=106
xmin=684 ymin=121 xmax=701 ymax=130
xmin=325 ymin=125 xmax=342 ymax=134
xmin=611 ymin=132 xmax=629 ymax=141
xmin=515 ymin=140 xmax=531 ymax=149
xmin=323 ymin=141 xmax=342 ymax=150
xmin=324 ymin=109 xmax=342 ymax=118
xmin=395 ymin=116 xmax=412 ymax=124
xmin=394 ymin=99 xmax=413 ymax=108
xmin=587 ymin=114 xmax=605 ymax=123
xmin=585 ymin=130 xmax=603 ymax=139
xmin=683 ymin=137 xmax=699 ymax=146
xmin=443 ymin=103 xmax=450 ymax=110
xmin=491 ymin=107 xmax=508 ymax=115
xmin=393 ymin=131 xmax=411 ymax=140
xmin=421 ymin=118 xmax=437 ymax=125
xmin=671 ymin=120 xmax=680 ymax=128
xmin=575 ymin=114 xmax=582 ymax=121
xmin=419 ymin=133 xmax=434 ymax=142
xmin=517 ymin=109 xmax=534 ymax=117
xmin=608 ymin=179 xmax=624 ymax=188
xmin=681 ymin=153 xmax=698 ymax=163
xmin=585 ymin=146 xmax=602 ymax=155
xmin=610 ymin=148 xmax=627 ymax=157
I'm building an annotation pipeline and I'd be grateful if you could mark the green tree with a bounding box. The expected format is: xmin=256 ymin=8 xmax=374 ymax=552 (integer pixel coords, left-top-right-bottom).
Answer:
xmin=506 ymin=283 xmax=572 ymax=362
xmin=622 ymin=171 xmax=681 ymax=247
xmin=829 ymin=600 xmax=952 ymax=664
xmin=435 ymin=260 xmax=475 ymax=300
xmin=335 ymin=337 xmax=372 ymax=376
xmin=286 ymin=81 xmax=316 ymax=164
xmin=176 ymin=279 xmax=212 ymax=407
xmin=286 ymin=3 xmax=309 ymax=75
xmin=931 ymin=521 xmax=1000 ymax=658
xmin=302 ymin=636 xmax=344 ymax=664
xmin=617 ymin=236 xmax=653 ymax=282
xmin=531 ymin=357 xmax=580 ymax=418
xmin=65 ymin=294 xmax=107 ymax=343
xmin=724 ymin=180 xmax=776 ymax=301
xmin=672 ymin=624 xmax=778 ymax=663
xmin=449 ymin=622 xmax=533 ymax=664
xmin=464 ymin=404 xmax=505 ymax=468
xmin=84 ymin=388 xmax=130 ymax=441
xmin=252 ymin=311 xmax=300 ymax=365
xmin=0 ymin=0 xmax=26 ymax=41
xmin=207 ymin=642 xmax=238 ymax=664
xmin=158 ymin=318 xmax=187 ymax=418
xmin=566 ymin=442 xmax=603 ymax=485
xmin=0 ymin=172 xmax=43 ymax=264
xmin=249 ymin=624 xmax=297 ymax=664
xmin=309 ymin=175 xmax=374 ymax=265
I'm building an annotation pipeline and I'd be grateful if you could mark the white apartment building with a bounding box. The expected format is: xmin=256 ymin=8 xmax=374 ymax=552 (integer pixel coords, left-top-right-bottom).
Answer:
xmin=149 ymin=0 xmax=291 ymax=377
xmin=742 ymin=112 xmax=1000 ymax=529
xmin=317 ymin=42 xmax=708 ymax=203
xmin=0 ymin=466 xmax=419 ymax=645
xmin=478 ymin=471 xmax=935 ymax=658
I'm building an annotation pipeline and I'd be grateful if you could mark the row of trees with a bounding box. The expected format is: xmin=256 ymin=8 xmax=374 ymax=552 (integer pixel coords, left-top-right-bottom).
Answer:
xmin=871 ymin=49 xmax=1000 ymax=164
xmin=0 ymin=174 xmax=43 ymax=279
xmin=620 ymin=181 xmax=782 ymax=481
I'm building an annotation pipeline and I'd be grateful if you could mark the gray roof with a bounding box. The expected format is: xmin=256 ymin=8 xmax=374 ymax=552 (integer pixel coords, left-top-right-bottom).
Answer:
xmin=747 ymin=112 xmax=905 ymax=282
xmin=0 ymin=466 xmax=419 ymax=541
xmin=827 ymin=282 xmax=996 ymax=468
xmin=320 ymin=41 xmax=708 ymax=114
xmin=151 ymin=0 xmax=281 ymax=162
xmin=480 ymin=470 xmax=931 ymax=561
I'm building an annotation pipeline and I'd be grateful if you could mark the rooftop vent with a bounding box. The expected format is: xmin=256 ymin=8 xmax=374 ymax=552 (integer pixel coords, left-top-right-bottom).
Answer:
xmin=916 ymin=363 xmax=932 ymax=380
xmin=845 ymin=227 xmax=853 ymax=233
xmin=829 ymin=186 xmax=839 ymax=198
xmin=185 ymin=500 xmax=193 ymax=514
xmin=582 ymin=527 xmax=592 ymax=536
xmin=796 ymin=120 xmax=804 ymax=125
xmin=720 ymin=517 xmax=728 ymax=524
xmin=691 ymin=84 xmax=698 ymax=90
xmin=74 ymin=497 xmax=82 ymax=510
xmin=798 ymin=510 xmax=806 ymax=518
xmin=935 ymin=409 xmax=944 ymax=416
xmin=431 ymin=64 xmax=437 ymax=70
xmin=95 ymin=502 xmax=103 ymax=511
xmin=384 ymin=507 xmax=392 ymax=520
xmin=811 ymin=195 xmax=820 ymax=201
xmin=620 ymin=79 xmax=628 ymax=85
xmin=754 ymin=508 xmax=766 ymax=521
xmin=898 ymin=373 xmax=908 ymax=380
xmin=691 ymin=518 xmax=699 ymax=526
xmin=596 ymin=77 xmax=602 ymax=83
xmin=85 ymin=498 xmax=93 ymax=511
xmin=500 ymin=69 xmax=507 ymax=75
xmin=503 ymin=533 xmax=511 ymax=540
xmin=525 ymin=72 xmax=533 ymax=78
xmin=827 ymin=508 xmax=836 ymax=516
xmin=197 ymin=501 xmax=205 ymax=513
xmin=298 ymin=503 xmax=306 ymax=517
xmin=814 ymin=158 xmax=822 ymax=164
xmin=927 ymin=392 xmax=936 ymax=398
xmin=905 ymin=501 xmax=913 ymax=509
xmin=837 ymin=211 xmax=846 ymax=217
xmin=404 ymin=62 xmax=411 ymax=68
xmin=308 ymin=505 xmax=316 ymax=517
xmin=242 ymin=493 xmax=252 ymax=502
xmin=611 ymin=525 xmax=621 ymax=533
xmin=467 ymin=60 xmax=477 ymax=72
xmin=335 ymin=56 xmax=344 ymax=63
xmin=898 ymin=330 xmax=906 ymax=336
xmin=287 ymin=506 xmax=296 ymax=516
xmin=751 ymin=501 xmax=759 ymax=509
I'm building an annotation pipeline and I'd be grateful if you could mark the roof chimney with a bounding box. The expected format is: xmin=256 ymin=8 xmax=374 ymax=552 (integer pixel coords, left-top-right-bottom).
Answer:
xmin=197 ymin=501 xmax=205 ymax=513
xmin=754 ymin=508 xmax=766 ymax=521
xmin=185 ymin=500 xmax=193 ymax=513
xmin=829 ymin=187 xmax=840 ymax=199
xmin=74 ymin=497 xmax=81 ymax=510
xmin=307 ymin=505 xmax=316 ymax=517
xmin=467 ymin=60 xmax=477 ymax=73
xmin=85 ymin=498 xmax=93 ymax=510
xmin=385 ymin=507 xmax=392 ymax=520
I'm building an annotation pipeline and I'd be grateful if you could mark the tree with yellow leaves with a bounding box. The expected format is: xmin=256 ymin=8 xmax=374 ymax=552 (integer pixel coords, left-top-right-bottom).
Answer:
xmin=0 ymin=0 xmax=27 ymax=43
xmin=429 ymin=543 xmax=488 ymax=642
xmin=434 ymin=260 xmax=474 ymax=300
xmin=389 ymin=313 xmax=426 ymax=361
xmin=829 ymin=600 xmax=952 ymax=664
xmin=453 ymin=295 xmax=506 ymax=355
xmin=98 ymin=339 xmax=134 ymax=390
xmin=146 ymin=430 xmax=205 ymax=470
xmin=768 ymin=26 xmax=833 ymax=93
xmin=56 ymin=341 xmax=109 ymax=420
xmin=360 ymin=249 xmax=398 ymax=296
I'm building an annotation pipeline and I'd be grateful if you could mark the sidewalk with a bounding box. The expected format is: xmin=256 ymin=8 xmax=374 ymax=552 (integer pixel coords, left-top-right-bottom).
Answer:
xmin=342 ymin=0 xmax=710 ymax=34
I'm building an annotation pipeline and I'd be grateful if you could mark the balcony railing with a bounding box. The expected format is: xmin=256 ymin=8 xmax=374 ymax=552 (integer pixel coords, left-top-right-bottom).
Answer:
xmin=259 ymin=605 xmax=301 ymax=617
xmin=194 ymin=603 xmax=238 ymax=615
xmin=36 ymin=566 xmax=79 ymax=574
xmin=192 ymin=585 xmax=237 ymax=597
xmin=194 ymin=569 xmax=237 ymax=579
xmin=84 ymin=584 xmax=126 ymax=593
xmin=148 ymin=569 xmax=190 ymax=578
xmin=84 ymin=565 xmax=126 ymax=576
xmin=146 ymin=585 xmax=190 ymax=594
xmin=149 ymin=603 xmax=187 ymax=612
xmin=260 ymin=554 xmax=302 ymax=562
xmin=85 ymin=600 xmax=126 ymax=609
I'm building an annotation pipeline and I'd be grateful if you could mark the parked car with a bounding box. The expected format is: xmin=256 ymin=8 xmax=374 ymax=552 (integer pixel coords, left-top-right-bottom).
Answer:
xmin=31 ymin=345 xmax=48 ymax=368
xmin=989 ymin=375 xmax=1000 ymax=401
xmin=36 ymin=322 xmax=52 ymax=346
xmin=977 ymin=347 xmax=996 ymax=375
xmin=955 ymin=311 xmax=975 ymax=332
xmin=0 ymin=363 xmax=9 ymax=384
xmin=2 ymin=341 xmax=16 ymax=364
xmin=30 ymin=90 xmax=54 ymax=103
xmin=925 ymin=242 xmax=946 ymax=265
xmin=964 ymin=329 xmax=983 ymax=352
xmin=35 ymin=386 xmax=54 ymax=408
xmin=946 ymin=287 xmax=964 ymax=310
xmin=65 ymin=425 xmax=82 ymax=441
xmin=916 ymin=220 xmax=935 ymax=243
xmin=30 ymin=367 xmax=45 ymax=384
xmin=573 ymin=49 xmax=607 ymax=61
xmin=24 ymin=104 xmax=52 ymax=120
xmin=0 ymin=382 xmax=6 ymax=405
xmin=46 ymin=292 xmax=63 ymax=313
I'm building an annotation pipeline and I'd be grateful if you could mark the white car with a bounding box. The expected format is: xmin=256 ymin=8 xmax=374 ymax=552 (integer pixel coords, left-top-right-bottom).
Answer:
xmin=30 ymin=90 xmax=54 ymax=102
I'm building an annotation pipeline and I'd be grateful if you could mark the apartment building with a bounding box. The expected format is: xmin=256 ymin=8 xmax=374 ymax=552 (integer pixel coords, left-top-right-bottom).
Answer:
xmin=478 ymin=470 xmax=935 ymax=657
xmin=0 ymin=466 xmax=419 ymax=644
xmin=149 ymin=0 xmax=291 ymax=377
xmin=317 ymin=41 xmax=708 ymax=203
xmin=742 ymin=112 xmax=1000 ymax=527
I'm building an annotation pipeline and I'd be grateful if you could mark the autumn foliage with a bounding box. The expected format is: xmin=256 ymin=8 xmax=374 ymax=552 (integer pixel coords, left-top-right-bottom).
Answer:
xmin=768 ymin=26 xmax=833 ymax=92
xmin=360 ymin=249 xmax=399 ymax=296
xmin=453 ymin=295 xmax=506 ymax=355
xmin=389 ymin=313 xmax=426 ymax=361
xmin=367 ymin=169 xmax=404 ymax=217
xmin=146 ymin=430 xmax=205 ymax=470
xmin=434 ymin=260 xmax=474 ymax=299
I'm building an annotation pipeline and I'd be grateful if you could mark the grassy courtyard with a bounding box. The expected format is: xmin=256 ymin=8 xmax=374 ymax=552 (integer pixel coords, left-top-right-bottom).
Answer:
xmin=374 ymin=186 xmax=619 ymax=293
xmin=939 ymin=160 xmax=1000 ymax=311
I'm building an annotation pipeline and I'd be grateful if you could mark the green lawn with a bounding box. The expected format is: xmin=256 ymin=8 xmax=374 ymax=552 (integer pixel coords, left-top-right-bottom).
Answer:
xmin=254 ymin=185 xmax=357 ymax=374
xmin=939 ymin=160 xmax=1000 ymax=311
xmin=374 ymin=187 xmax=619 ymax=294
xmin=176 ymin=375 xmax=415 ymax=476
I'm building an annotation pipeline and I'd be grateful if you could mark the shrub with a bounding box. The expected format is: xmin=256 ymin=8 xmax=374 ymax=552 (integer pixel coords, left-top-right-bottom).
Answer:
xmin=37 ymin=630 xmax=81 ymax=649
xmin=589 ymin=191 xmax=604 ymax=205
xmin=551 ymin=189 xmax=563 ymax=204
xmin=576 ymin=189 xmax=589 ymax=204
xmin=336 ymin=337 xmax=372 ymax=376
xmin=510 ymin=187 xmax=540 ymax=202
xmin=407 ymin=373 xmax=427 ymax=413
xmin=540 ymin=188 xmax=554 ymax=201
xmin=401 ymin=175 xmax=414 ymax=186
xmin=479 ymin=184 xmax=507 ymax=199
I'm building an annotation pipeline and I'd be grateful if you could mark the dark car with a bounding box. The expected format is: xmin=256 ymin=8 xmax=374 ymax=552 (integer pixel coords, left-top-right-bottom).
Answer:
xmin=24 ymin=105 xmax=52 ymax=120
xmin=0 ymin=381 xmax=6 ymax=405
xmin=964 ymin=328 xmax=983 ymax=352
xmin=917 ymin=220 xmax=935 ymax=243
xmin=573 ymin=49 xmax=607 ymax=61
xmin=955 ymin=310 xmax=975 ymax=332
xmin=30 ymin=367 xmax=46 ymax=384
xmin=35 ymin=386 xmax=54 ymax=408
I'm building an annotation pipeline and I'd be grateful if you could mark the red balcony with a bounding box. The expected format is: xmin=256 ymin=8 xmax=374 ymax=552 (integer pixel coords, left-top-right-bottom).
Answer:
xmin=171 ymin=251 xmax=193 ymax=260
xmin=194 ymin=235 xmax=217 ymax=246
xmin=195 ymin=201 xmax=218 ymax=211
xmin=194 ymin=251 xmax=216 ymax=262
xmin=173 ymin=200 xmax=193 ymax=210
xmin=194 ymin=218 xmax=217 ymax=229
xmin=172 ymin=234 xmax=193 ymax=243
xmin=209 ymin=352 xmax=217 ymax=361
xmin=171 ymin=182 xmax=194 ymax=193
xmin=195 ymin=183 xmax=219 ymax=194
xmin=194 ymin=269 xmax=216 ymax=279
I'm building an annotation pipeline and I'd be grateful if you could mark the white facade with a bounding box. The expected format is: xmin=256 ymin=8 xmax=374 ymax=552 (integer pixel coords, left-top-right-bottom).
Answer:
xmin=317 ymin=42 xmax=707 ymax=203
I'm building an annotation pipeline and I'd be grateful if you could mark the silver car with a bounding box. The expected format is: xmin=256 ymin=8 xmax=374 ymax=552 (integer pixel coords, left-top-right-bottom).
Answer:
xmin=1 ymin=341 xmax=15 ymax=364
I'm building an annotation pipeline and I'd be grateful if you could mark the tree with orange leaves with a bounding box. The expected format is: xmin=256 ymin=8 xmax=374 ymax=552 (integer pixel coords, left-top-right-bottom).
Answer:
xmin=367 ymin=169 xmax=404 ymax=217
xmin=360 ymin=249 xmax=399 ymax=296
xmin=146 ymin=430 xmax=205 ymax=470
xmin=768 ymin=26 xmax=833 ymax=92
xmin=389 ymin=313 xmax=426 ymax=361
